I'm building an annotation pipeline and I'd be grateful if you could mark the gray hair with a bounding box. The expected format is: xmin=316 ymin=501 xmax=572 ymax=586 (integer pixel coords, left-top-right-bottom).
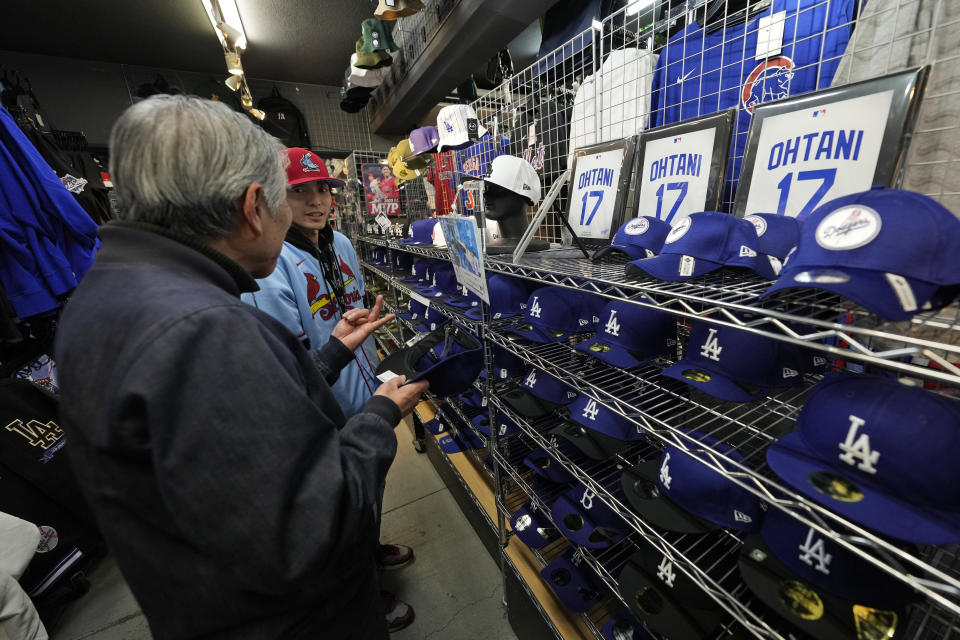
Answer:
xmin=109 ymin=94 xmax=288 ymax=238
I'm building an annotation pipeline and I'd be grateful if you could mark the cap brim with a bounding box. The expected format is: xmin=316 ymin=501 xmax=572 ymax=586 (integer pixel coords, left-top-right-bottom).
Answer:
xmin=739 ymin=536 xmax=878 ymax=640
xmin=502 ymin=387 xmax=558 ymax=418
xmin=766 ymin=432 xmax=960 ymax=545
xmin=761 ymin=266 xmax=943 ymax=322
xmin=620 ymin=461 xmax=714 ymax=534
xmin=550 ymin=494 xmax=625 ymax=549
xmin=288 ymin=176 xmax=346 ymax=187
xmin=376 ymin=349 xmax=417 ymax=380
xmin=505 ymin=323 xmax=571 ymax=343
xmin=551 ymin=423 xmax=633 ymax=460
xmin=540 ymin=557 xmax=603 ymax=613
xmin=592 ymin=244 xmax=654 ymax=261
xmin=405 ymin=349 xmax=483 ymax=398
xmin=626 ymin=254 xmax=724 ymax=281
xmin=618 ymin=559 xmax=723 ymax=638
xmin=459 ymin=391 xmax=485 ymax=408
xmin=523 ymin=448 xmax=574 ymax=484
xmin=423 ymin=417 xmax=448 ymax=436
xmin=660 ymin=361 xmax=767 ymax=402
xmin=574 ymin=339 xmax=652 ymax=369
xmin=444 ymin=295 xmax=479 ymax=309
xmin=510 ymin=505 xmax=559 ymax=549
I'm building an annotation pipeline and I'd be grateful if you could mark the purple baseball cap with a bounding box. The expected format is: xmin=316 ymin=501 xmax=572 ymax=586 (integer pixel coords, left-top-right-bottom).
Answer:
xmin=404 ymin=126 xmax=440 ymax=160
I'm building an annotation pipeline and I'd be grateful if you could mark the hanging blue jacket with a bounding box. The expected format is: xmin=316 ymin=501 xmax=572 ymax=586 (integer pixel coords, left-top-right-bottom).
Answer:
xmin=242 ymin=229 xmax=379 ymax=417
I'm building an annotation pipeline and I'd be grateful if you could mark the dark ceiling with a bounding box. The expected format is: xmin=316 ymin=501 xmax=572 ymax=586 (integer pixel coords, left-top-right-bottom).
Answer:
xmin=0 ymin=0 xmax=387 ymax=86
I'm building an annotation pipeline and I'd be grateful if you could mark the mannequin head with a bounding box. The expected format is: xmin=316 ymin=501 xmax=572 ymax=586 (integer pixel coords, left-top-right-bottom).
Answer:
xmin=483 ymin=182 xmax=530 ymax=236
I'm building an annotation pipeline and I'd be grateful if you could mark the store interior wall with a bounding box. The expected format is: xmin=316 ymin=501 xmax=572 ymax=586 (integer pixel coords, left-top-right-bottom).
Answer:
xmin=0 ymin=49 xmax=399 ymax=154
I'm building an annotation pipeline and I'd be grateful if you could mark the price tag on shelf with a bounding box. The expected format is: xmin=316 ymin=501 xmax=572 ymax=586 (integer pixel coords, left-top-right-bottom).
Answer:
xmin=377 ymin=369 xmax=401 ymax=382
xmin=408 ymin=290 xmax=432 ymax=307
xmin=375 ymin=212 xmax=391 ymax=231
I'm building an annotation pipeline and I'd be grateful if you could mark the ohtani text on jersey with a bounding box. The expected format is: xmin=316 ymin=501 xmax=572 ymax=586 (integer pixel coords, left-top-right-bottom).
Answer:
xmin=767 ymin=129 xmax=864 ymax=171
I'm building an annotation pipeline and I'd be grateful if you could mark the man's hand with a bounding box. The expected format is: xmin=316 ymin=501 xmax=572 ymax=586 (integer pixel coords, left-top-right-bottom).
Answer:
xmin=374 ymin=376 xmax=429 ymax=417
xmin=332 ymin=295 xmax=395 ymax=352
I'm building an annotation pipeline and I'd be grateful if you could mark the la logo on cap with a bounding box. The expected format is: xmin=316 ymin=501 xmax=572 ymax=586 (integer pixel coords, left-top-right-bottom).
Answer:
xmin=604 ymin=310 xmax=621 ymax=336
xmin=659 ymin=453 xmax=673 ymax=489
xmin=699 ymin=328 xmax=723 ymax=361
xmin=798 ymin=528 xmax=832 ymax=575
xmin=657 ymin=556 xmax=677 ymax=587
xmin=529 ymin=296 xmax=543 ymax=318
xmin=838 ymin=415 xmax=879 ymax=473
xmin=525 ymin=370 xmax=538 ymax=387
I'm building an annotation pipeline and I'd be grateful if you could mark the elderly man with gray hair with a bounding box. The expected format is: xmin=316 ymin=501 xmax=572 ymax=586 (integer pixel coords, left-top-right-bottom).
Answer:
xmin=55 ymin=95 xmax=427 ymax=640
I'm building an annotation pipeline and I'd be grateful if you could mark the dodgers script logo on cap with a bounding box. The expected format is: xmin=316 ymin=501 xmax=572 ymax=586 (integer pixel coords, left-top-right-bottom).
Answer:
xmin=626 ymin=211 xmax=777 ymax=282
xmin=761 ymin=188 xmax=960 ymax=321
xmin=767 ymin=371 xmax=960 ymax=545
xmin=592 ymin=216 xmax=671 ymax=261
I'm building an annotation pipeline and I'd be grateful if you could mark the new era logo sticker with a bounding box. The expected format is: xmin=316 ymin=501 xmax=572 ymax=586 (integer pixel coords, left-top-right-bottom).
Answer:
xmin=733 ymin=510 xmax=753 ymax=523
xmin=739 ymin=245 xmax=757 ymax=258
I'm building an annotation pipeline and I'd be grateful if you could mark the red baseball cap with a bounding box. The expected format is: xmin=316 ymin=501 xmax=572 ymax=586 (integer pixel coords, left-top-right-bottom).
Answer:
xmin=284 ymin=147 xmax=346 ymax=187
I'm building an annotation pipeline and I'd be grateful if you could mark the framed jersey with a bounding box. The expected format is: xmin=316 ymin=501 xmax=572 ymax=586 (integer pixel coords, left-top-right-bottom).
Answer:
xmin=734 ymin=67 xmax=929 ymax=219
xmin=633 ymin=110 xmax=735 ymax=226
xmin=566 ymin=136 xmax=638 ymax=247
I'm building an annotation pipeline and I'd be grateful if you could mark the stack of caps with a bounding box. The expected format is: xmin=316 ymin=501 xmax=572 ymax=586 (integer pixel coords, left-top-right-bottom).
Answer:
xmin=404 ymin=127 xmax=439 ymax=168
xmin=661 ymin=322 xmax=809 ymax=402
xmin=576 ymin=298 xmax=674 ymax=369
xmin=626 ymin=211 xmax=777 ymax=282
xmin=374 ymin=0 xmax=424 ymax=20
xmin=506 ymin=286 xmax=599 ymax=343
xmin=399 ymin=257 xmax=438 ymax=284
xmin=761 ymin=188 xmax=960 ymax=321
xmin=552 ymin=394 xmax=646 ymax=460
xmin=389 ymin=251 xmax=414 ymax=275
xmin=766 ymin=371 xmax=960 ymax=545
xmin=414 ymin=262 xmax=458 ymax=299
xmin=444 ymin=282 xmax=483 ymax=311
xmin=621 ymin=431 xmax=763 ymax=535
xmin=399 ymin=218 xmax=438 ymax=245
xmin=739 ymin=507 xmax=917 ymax=639
xmin=436 ymin=104 xmax=488 ymax=152
xmin=388 ymin=139 xmax=429 ymax=185
xmin=618 ymin=542 xmax=732 ymax=639
xmin=396 ymin=298 xmax=431 ymax=332
xmin=503 ymin=367 xmax=577 ymax=418
xmin=540 ymin=552 xmax=607 ymax=613
xmin=592 ymin=216 xmax=672 ymax=262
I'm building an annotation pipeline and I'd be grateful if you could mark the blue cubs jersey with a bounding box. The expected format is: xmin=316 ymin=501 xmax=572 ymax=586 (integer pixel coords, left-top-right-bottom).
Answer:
xmin=242 ymin=231 xmax=379 ymax=417
xmin=649 ymin=0 xmax=856 ymax=201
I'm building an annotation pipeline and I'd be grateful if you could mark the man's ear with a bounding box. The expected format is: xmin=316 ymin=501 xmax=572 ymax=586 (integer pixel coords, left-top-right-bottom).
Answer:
xmin=238 ymin=183 xmax=266 ymax=238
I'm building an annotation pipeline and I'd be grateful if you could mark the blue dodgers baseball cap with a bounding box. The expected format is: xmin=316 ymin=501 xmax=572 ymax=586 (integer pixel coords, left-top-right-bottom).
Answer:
xmin=626 ymin=211 xmax=778 ymax=281
xmin=423 ymin=415 xmax=449 ymax=436
xmin=762 ymin=188 xmax=960 ymax=321
xmin=575 ymin=298 xmax=674 ymax=369
xmin=601 ymin=613 xmax=655 ymax=640
xmin=397 ymin=298 xmax=428 ymax=323
xmin=438 ymin=432 xmax=467 ymax=453
xmin=503 ymin=367 xmax=577 ymax=418
xmin=743 ymin=213 xmax=800 ymax=276
xmin=757 ymin=507 xmax=917 ymax=608
xmin=459 ymin=388 xmax=484 ymax=408
xmin=444 ymin=283 xmax=482 ymax=310
xmin=523 ymin=446 xmax=575 ymax=484
xmin=540 ymin=553 xmax=606 ymax=613
xmin=479 ymin=345 xmax=525 ymax=380
xmin=622 ymin=432 xmax=762 ymax=534
xmin=593 ymin=216 xmax=671 ymax=261
xmin=506 ymin=286 xmax=596 ymax=343
xmin=399 ymin=258 xmax=436 ymax=284
xmin=660 ymin=322 xmax=807 ymax=402
xmin=510 ymin=501 xmax=560 ymax=549
xmin=416 ymin=263 xmax=458 ymax=298
xmin=375 ymin=324 xmax=482 ymax=397
xmin=550 ymin=484 xmax=628 ymax=549
xmin=465 ymin=274 xmax=528 ymax=320
xmin=471 ymin=412 xmax=520 ymax=438
xmin=618 ymin=547 xmax=726 ymax=639
xmin=399 ymin=218 xmax=438 ymax=245
xmin=391 ymin=251 xmax=414 ymax=274
xmin=766 ymin=371 xmax=960 ymax=545
xmin=553 ymin=395 xmax=646 ymax=460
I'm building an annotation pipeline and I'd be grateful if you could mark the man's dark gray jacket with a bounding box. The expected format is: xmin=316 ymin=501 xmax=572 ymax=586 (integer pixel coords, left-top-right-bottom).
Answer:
xmin=55 ymin=222 xmax=400 ymax=639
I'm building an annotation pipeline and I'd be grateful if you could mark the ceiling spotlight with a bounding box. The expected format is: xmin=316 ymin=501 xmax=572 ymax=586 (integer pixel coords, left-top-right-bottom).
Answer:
xmin=202 ymin=0 xmax=248 ymax=51
xmin=224 ymin=75 xmax=242 ymax=91
xmin=248 ymin=108 xmax=266 ymax=120
xmin=224 ymin=51 xmax=243 ymax=75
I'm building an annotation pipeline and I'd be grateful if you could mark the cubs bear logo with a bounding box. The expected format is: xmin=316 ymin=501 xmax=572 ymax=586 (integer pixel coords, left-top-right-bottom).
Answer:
xmin=742 ymin=56 xmax=795 ymax=114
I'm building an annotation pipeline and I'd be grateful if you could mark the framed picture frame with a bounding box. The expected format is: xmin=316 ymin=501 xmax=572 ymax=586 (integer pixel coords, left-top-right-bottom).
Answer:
xmin=566 ymin=136 xmax=638 ymax=248
xmin=733 ymin=67 xmax=929 ymax=219
xmin=633 ymin=110 xmax=735 ymax=225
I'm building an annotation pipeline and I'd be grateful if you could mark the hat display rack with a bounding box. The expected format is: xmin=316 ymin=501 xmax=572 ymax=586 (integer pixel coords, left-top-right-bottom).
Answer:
xmin=352 ymin=1 xmax=960 ymax=639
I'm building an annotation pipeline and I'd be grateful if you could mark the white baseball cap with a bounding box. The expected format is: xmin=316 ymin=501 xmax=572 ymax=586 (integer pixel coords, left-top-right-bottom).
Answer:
xmin=484 ymin=155 xmax=541 ymax=206
xmin=348 ymin=54 xmax=383 ymax=87
xmin=436 ymin=104 xmax=488 ymax=151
